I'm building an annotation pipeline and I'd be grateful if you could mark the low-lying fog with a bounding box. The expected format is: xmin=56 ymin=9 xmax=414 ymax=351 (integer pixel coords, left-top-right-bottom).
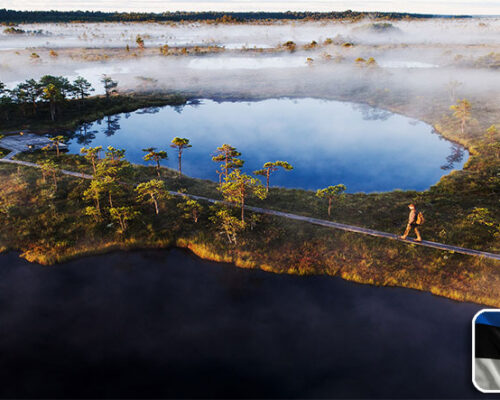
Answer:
xmin=0 ymin=18 xmax=499 ymax=117
xmin=1 ymin=18 xmax=500 ymax=49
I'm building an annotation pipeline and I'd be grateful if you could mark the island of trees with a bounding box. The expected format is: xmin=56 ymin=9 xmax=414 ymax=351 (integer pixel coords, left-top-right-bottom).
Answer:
xmin=0 ymin=75 xmax=187 ymax=131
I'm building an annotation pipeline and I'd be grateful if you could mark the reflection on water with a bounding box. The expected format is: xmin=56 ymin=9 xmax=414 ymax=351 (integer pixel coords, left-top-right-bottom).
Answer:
xmin=74 ymin=122 xmax=97 ymax=145
xmin=102 ymin=115 xmax=121 ymax=137
xmin=352 ymin=103 xmax=393 ymax=121
xmin=441 ymin=144 xmax=465 ymax=170
xmin=66 ymin=98 xmax=468 ymax=192
xmin=135 ymin=107 xmax=161 ymax=115
xmin=0 ymin=249 xmax=482 ymax=398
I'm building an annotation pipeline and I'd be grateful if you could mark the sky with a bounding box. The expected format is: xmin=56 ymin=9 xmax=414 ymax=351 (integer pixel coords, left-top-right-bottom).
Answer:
xmin=3 ymin=1 xmax=500 ymax=15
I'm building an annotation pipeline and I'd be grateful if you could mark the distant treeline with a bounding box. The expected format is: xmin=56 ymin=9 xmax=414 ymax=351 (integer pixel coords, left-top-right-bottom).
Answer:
xmin=0 ymin=9 xmax=471 ymax=24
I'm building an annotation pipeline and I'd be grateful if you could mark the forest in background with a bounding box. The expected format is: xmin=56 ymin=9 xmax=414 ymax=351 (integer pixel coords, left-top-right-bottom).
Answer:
xmin=0 ymin=9 xmax=470 ymax=24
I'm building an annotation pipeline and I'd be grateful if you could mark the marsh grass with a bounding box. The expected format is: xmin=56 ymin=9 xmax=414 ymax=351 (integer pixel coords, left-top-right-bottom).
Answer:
xmin=0 ymin=86 xmax=498 ymax=306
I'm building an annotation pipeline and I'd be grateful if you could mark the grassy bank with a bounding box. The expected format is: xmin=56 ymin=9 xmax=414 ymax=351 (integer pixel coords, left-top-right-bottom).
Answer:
xmin=0 ymin=160 xmax=497 ymax=306
xmin=0 ymin=84 xmax=498 ymax=307
xmin=1 ymin=151 xmax=499 ymax=308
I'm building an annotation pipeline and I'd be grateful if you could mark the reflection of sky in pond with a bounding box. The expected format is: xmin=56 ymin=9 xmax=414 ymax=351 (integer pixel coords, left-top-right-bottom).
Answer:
xmin=67 ymin=98 xmax=467 ymax=193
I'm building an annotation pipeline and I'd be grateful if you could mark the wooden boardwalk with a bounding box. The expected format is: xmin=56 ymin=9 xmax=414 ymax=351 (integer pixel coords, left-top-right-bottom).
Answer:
xmin=185 ymin=193 xmax=500 ymax=261
xmin=1 ymin=156 xmax=499 ymax=261
xmin=0 ymin=157 xmax=93 ymax=179
xmin=0 ymin=133 xmax=67 ymax=157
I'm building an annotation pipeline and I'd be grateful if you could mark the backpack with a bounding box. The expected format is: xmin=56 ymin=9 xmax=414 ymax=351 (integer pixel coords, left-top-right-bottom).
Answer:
xmin=416 ymin=211 xmax=425 ymax=225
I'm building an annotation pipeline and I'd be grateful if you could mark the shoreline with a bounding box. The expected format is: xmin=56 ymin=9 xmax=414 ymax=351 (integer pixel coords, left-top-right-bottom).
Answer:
xmin=1 ymin=90 xmax=498 ymax=308
xmin=4 ymin=92 xmax=470 ymax=191
xmin=0 ymin=93 xmax=188 ymax=133
xmin=0 ymin=242 xmax=489 ymax=308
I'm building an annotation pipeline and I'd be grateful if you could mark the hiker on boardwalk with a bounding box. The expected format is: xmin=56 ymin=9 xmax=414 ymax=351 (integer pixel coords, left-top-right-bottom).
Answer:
xmin=400 ymin=203 xmax=423 ymax=242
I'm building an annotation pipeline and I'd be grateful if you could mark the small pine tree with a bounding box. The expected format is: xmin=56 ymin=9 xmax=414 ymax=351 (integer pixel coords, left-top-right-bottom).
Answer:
xmin=142 ymin=147 xmax=168 ymax=177
xmin=450 ymin=99 xmax=471 ymax=136
xmin=254 ymin=161 xmax=293 ymax=192
xmin=135 ymin=179 xmax=170 ymax=215
xmin=220 ymin=170 xmax=266 ymax=222
xmin=170 ymin=137 xmax=192 ymax=176
xmin=316 ymin=184 xmax=347 ymax=217
xmin=212 ymin=144 xmax=244 ymax=185
xmin=109 ymin=206 xmax=139 ymax=234
xmin=178 ymin=199 xmax=202 ymax=223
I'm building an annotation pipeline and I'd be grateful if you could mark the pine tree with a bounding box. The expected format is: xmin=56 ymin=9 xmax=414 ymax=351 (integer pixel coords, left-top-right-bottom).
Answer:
xmin=101 ymin=75 xmax=118 ymax=99
xmin=178 ymin=199 xmax=202 ymax=223
xmin=142 ymin=147 xmax=168 ymax=176
xmin=220 ymin=170 xmax=266 ymax=222
xmin=45 ymin=135 xmax=67 ymax=156
xmin=212 ymin=144 xmax=244 ymax=185
xmin=80 ymin=146 xmax=102 ymax=175
xmin=450 ymin=99 xmax=471 ymax=136
xmin=135 ymin=179 xmax=170 ymax=215
xmin=170 ymin=137 xmax=192 ymax=176
xmin=254 ymin=161 xmax=293 ymax=192
xmin=316 ymin=184 xmax=346 ymax=217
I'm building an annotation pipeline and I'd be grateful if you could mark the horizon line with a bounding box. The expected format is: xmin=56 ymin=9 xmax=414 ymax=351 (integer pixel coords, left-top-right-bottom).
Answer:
xmin=1 ymin=8 xmax=489 ymax=18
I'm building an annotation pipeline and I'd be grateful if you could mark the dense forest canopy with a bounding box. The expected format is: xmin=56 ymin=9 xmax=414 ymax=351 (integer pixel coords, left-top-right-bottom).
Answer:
xmin=0 ymin=9 xmax=471 ymax=24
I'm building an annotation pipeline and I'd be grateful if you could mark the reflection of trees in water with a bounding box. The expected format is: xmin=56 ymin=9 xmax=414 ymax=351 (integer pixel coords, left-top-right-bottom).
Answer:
xmin=352 ymin=103 xmax=392 ymax=121
xmin=75 ymin=122 xmax=98 ymax=145
xmin=430 ymin=128 xmax=465 ymax=170
xmin=441 ymin=144 xmax=464 ymax=170
xmin=90 ymin=115 xmax=120 ymax=137
xmin=432 ymin=128 xmax=443 ymax=138
xmin=187 ymin=99 xmax=201 ymax=107
xmin=103 ymin=115 xmax=121 ymax=137
xmin=433 ymin=128 xmax=450 ymax=142
xmin=173 ymin=105 xmax=185 ymax=114
xmin=136 ymin=107 xmax=161 ymax=114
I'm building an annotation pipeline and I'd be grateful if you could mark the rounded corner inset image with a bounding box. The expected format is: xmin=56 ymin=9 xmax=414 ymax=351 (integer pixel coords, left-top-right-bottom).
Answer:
xmin=473 ymin=309 xmax=500 ymax=393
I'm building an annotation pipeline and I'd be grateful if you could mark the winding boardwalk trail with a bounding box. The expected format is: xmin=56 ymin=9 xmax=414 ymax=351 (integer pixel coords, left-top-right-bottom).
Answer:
xmin=1 ymin=155 xmax=499 ymax=261
xmin=0 ymin=157 xmax=93 ymax=179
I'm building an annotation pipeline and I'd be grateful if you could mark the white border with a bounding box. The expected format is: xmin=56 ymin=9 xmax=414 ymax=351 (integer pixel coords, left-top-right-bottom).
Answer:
xmin=472 ymin=308 xmax=500 ymax=393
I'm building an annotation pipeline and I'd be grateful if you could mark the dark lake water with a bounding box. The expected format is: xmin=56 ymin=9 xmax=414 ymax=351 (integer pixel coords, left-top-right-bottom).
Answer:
xmin=0 ymin=249 xmax=483 ymax=398
xmin=67 ymin=98 xmax=467 ymax=193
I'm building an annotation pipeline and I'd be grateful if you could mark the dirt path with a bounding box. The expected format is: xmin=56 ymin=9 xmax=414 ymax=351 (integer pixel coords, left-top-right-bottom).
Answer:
xmin=1 ymin=156 xmax=499 ymax=261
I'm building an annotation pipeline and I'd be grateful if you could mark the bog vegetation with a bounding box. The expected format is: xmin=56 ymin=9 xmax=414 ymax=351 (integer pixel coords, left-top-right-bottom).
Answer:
xmin=0 ymin=74 xmax=499 ymax=307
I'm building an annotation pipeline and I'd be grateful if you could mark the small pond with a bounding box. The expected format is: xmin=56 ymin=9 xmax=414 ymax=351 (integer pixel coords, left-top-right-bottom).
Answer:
xmin=67 ymin=98 xmax=467 ymax=192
